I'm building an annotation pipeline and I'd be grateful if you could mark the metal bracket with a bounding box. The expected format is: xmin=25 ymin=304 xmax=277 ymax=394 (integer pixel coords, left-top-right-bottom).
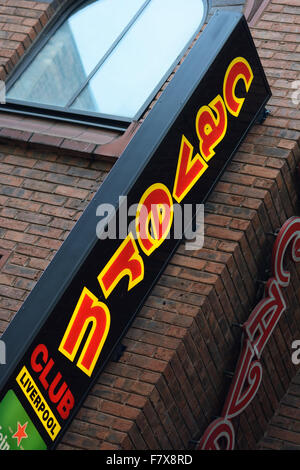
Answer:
xmin=224 ymin=370 xmax=235 ymax=378
xmin=266 ymin=229 xmax=280 ymax=238
xmin=256 ymin=107 xmax=271 ymax=124
xmin=256 ymin=279 xmax=267 ymax=286
xmin=232 ymin=322 xmax=243 ymax=329
xmin=111 ymin=343 xmax=126 ymax=362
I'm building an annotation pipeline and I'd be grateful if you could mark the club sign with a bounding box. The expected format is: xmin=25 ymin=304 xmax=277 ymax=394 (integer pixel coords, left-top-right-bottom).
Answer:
xmin=0 ymin=12 xmax=271 ymax=450
xmin=197 ymin=216 xmax=300 ymax=450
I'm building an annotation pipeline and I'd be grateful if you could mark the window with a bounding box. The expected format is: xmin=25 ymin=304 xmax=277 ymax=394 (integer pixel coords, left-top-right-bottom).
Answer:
xmin=5 ymin=0 xmax=208 ymax=128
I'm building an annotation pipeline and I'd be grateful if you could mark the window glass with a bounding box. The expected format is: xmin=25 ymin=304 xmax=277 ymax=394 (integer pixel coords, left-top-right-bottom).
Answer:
xmin=7 ymin=0 xmax=147 ymax=107
xmin=7 ymin=0 xmax=206 ymax=121
xmin=71 ymin=0 xmax=205 ymax=119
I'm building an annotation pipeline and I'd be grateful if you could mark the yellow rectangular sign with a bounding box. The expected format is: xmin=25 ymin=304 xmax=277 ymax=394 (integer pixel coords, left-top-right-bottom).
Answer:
xmin=16 ymin=366 xmax=61 ymax=440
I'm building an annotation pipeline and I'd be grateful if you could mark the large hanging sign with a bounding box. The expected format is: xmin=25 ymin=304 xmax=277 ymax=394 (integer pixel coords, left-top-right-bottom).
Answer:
xmin=197 ymin=216 xmax=300 ymax=450
xmin=0 ymin=12 xmax=271 ymax=450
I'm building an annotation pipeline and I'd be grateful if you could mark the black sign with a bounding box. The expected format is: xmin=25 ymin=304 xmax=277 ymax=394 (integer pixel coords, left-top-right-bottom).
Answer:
xmin=0 ymin=12 xmax=271 ymax=450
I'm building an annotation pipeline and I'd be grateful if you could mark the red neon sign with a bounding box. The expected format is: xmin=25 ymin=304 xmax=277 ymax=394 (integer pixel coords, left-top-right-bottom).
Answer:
xmin=197 ymin=216 xmax=300 ymax=450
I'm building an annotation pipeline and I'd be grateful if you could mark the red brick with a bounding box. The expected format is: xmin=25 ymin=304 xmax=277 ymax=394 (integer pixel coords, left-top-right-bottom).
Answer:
xmin=54 ymin=185 xmax=89 ymax=200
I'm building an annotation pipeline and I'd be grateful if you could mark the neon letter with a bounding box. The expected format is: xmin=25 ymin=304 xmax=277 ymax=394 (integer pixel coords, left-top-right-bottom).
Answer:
xmin=223 ymin=57 xmax=253 ymax=117
xmin=195 ymin=95 xmax=228 ymax=162
xmin=136 ymin=183 xmax=173 ymax=256
xmin=59 ymin=287 xmax=111 ymax=377
xmin=173 ymin=135 xmax=208 ymax=203
xmin=98 ymin=232 xmax=144 ymax=298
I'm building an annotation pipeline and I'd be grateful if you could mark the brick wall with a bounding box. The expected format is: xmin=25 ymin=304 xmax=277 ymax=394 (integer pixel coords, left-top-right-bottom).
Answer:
xmin=0 ymin=1 xmax=60 ymax=81
xmin=0 ymin=143 xmax=113 ymax=337
xmin=0 ymin=0 xmax=299 ymax=451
